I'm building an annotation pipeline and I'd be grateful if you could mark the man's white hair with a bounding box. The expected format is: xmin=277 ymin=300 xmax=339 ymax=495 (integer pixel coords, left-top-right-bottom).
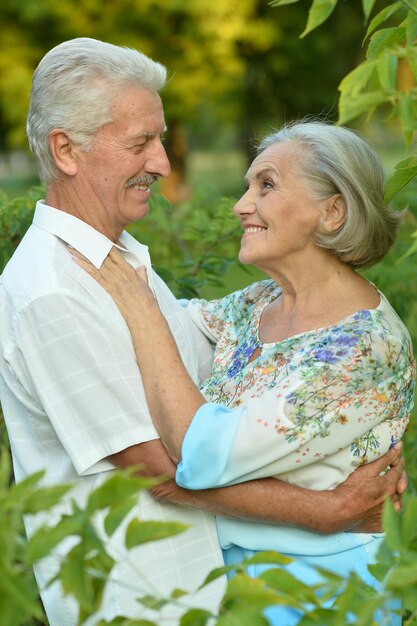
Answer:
xmin=27 ymin=37 xmax=167 ymax=183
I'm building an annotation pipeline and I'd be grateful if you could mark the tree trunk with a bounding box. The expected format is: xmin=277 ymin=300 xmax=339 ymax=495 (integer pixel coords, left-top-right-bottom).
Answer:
xmin=159 ymin=119 xmax=190 ymax=204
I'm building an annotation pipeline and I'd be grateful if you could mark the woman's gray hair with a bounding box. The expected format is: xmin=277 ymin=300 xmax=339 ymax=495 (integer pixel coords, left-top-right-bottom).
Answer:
xmin=27 ymin=37 xmax=167 ymax=183
xmin=258 ymin=121 xmax=403 ymax=269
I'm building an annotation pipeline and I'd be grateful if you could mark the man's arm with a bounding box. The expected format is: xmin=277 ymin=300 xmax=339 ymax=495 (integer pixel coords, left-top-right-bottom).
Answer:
xmin=108 ymin=440 xmax=405 ymax=534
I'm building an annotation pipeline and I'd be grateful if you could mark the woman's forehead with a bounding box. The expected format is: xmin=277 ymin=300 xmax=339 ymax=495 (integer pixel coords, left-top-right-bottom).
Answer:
xmin=247 ymin=141 xmax=302 ymax=178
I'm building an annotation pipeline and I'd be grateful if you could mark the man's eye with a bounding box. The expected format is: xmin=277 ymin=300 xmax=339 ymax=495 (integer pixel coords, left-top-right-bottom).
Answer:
xmin=132 ymin=144 xmax=146 ymax=153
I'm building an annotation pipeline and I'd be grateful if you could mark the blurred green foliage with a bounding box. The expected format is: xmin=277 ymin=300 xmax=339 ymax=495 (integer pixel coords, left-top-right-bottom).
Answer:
xmin=0 ymin=0 xmax=365 ymax=187
xmin=2 ymin=439 xmax=417 ymax=625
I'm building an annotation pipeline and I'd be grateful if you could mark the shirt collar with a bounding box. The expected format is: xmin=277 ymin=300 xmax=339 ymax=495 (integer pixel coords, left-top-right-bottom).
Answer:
xmin=32 ymin=201 xmax=151 ymax=270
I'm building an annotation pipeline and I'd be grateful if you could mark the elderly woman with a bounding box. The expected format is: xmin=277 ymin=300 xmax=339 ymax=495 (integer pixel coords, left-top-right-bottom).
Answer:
xmin=75 ymin=121 xmax=415 ymax=624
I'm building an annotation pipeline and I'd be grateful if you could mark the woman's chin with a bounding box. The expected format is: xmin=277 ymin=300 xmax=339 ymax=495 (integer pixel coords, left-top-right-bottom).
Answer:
xmin=238 ymin=249 xmax=252 ymax=265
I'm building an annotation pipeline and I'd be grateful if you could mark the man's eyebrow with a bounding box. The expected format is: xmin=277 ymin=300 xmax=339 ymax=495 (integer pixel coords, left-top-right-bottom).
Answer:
xmin=132 ymin=127 xmax=168 ymax=141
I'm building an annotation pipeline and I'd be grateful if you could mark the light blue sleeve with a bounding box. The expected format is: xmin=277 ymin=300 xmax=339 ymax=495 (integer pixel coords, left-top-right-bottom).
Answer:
xmin=176 ymin=402 xmax=244 ymax=489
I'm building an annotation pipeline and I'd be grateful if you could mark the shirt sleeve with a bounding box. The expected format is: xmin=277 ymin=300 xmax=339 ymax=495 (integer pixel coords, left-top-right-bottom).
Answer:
xmin=186 ymin=296 xmax=230 ymax=344
xmin=16 ymin=292 xmax=159 ymax=476
xmin=176 ymin=334 xmax=415 ymax=489
xmin=178 ymin=301 xmax=215 ymax=384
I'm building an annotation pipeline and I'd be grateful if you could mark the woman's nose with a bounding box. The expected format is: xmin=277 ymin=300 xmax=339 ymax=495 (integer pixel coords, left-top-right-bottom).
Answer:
xmin=233 ymin=190 xmax=255 ymax=216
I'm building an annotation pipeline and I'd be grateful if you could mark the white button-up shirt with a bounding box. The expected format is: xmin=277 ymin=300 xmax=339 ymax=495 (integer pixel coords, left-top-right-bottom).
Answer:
xmin=0 ymin=201 xmax=225 ymax=625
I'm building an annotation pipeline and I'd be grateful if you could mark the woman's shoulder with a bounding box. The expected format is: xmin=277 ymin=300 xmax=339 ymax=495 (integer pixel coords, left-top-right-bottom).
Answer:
xmin=341 ymin=289 xmax=415 ymax=370
xmin=237 ymin=278 xmax=280 ymax=305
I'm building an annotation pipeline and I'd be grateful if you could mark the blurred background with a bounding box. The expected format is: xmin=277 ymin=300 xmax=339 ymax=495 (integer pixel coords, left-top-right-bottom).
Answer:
xmin=0 ymin=0 xmax=405 ymax=200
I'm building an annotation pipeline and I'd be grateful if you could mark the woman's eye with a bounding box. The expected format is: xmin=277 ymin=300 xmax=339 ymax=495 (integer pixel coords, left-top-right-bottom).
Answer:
xmin=262 ymin=180 xmax=273 ymax=189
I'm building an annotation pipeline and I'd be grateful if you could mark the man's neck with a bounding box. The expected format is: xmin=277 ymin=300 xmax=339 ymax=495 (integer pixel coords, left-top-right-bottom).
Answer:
xmin=45 ymin=183 xmax=122 ymax=243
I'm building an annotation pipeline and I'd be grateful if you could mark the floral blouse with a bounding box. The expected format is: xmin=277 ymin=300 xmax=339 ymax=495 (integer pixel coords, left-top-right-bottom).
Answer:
xmin=177 ymin=280 xmax=415 ymax=492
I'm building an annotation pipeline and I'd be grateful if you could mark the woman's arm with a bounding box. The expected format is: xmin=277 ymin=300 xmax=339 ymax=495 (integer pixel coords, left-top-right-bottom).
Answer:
xmin=107 ymin=436 xmax=406 ymax=533
xmin=151 ymin=445 xmax=406 ymax=534
xmin=73 ymin=248 xmax=210 ymax=462
xmin=73 ymin=249 xmax=412 ymax=490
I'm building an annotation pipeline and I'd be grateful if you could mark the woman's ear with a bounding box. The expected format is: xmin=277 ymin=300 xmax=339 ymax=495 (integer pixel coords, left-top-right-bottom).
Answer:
xmin=320 ymin=194 xmax=346 ymax=233
xmin=48 ymin=129 xmax=78 ymax=176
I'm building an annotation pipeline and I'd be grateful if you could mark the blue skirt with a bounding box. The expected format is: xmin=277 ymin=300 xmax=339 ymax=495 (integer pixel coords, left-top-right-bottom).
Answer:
xmin=222 ymin=538 xmax=401 ymax=626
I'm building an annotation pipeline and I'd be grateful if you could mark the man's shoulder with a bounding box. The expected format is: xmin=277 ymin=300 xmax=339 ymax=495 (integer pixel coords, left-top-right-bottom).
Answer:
xmin=1 ymin=226 xmax=82 ymax=312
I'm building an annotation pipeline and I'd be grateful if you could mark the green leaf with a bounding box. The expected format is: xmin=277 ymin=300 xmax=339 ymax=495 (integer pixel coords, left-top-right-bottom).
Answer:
xmin=217 ymin=606 xmax=270 ymax=626
xmin=301 ymin=0 xmax=339 ymax=38
xmin=406 ymin=9 xmax=417 ymax=45
xmin=362 ymin=0 xmax=377 ymax=22
xmin=406 ymin=47 xmax=417 ymax=80
xmin=364 ymin=2 xmax=402 ymax=41
xmin=259 ymin=568 xmax=318 ymax=605
xmin=386 ymin=563 xmax=417 ymax=588
xmin=179 ymin=608 xmax=213 ymax=626
xmin=402 ymin=584 xmax=417 ymax=613
xmin=59 ymin=542 xmax=94 ymax=613
xmin=219 ymin=575 xmax=281 ymax=624
xmin=366 ymin=27 xmax=406 ymax=58
xmin=396 ymin=228 xmax=417 ymax=263
xmin=384 ymin=156 xmax=417 ymax=202
xmin=25 ymin=516 xmax=82 ymax=562
xmin=170 ymin=588 xmax=188 ymax=598
xmin=136 ymin=594 xmax=168 ymax=610
xmin=399 ymin=92 xmax=415 ymax=147
xmin=125 ymin=519 xmax=187 ymax=549
xmin=338 ymin=91 xmax=387 ymax=125
xmin=401 ymin=496 xmax=417 ymax=544
xmin=245 ymin=550 xmax=292 ymax=566
xmin=349 ymin=596 xmax=388 ymax=626
xmin=297 ymin=609 xmax=338 ymax=626
xmin=377 ymin=54 xmax=398 ymax=92
xmin=199 ymin=564 xmax=237 ymax=588
xmin=338 ymin=59 xmax=377 ymax=96
xmin=87 ymin=471 xmax=157 ymax=514
xmin=97 ymin=617 xmax=158 ymax=626
xmin=383 ymin=499 xmax=403 ymax=552
xmin=22 ymin=484 xmax=72 ymax=515
xmin=269 ymin=0 xmax=300 ymax=5
xmin=0 ymin=573 xmax=44 ymax=619
xmin=0 ymin=446 xmax=12 ymax=488
xmin=223 ymin=572 xmax=283 ymax=606
xmin=4 ymin=471 xmax=45 ymax=511
xmin=104 ymin=497 xmax=138 ymax=537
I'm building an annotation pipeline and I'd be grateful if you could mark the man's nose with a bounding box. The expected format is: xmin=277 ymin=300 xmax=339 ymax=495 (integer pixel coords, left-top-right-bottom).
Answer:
xmin=146 ymin=141 xmax=171 ymax=178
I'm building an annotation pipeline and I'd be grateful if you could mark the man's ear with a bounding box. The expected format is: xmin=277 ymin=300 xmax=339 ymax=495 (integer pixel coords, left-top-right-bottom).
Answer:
xmin=320 ymin=194 xmax=347 ymax=233
xmin=48 ymin=129 xmax=78 ymax=176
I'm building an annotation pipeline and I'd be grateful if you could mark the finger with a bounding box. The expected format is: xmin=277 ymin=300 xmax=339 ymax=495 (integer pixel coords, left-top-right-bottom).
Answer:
xmin=384 ymin=456 xmax=404 ymax=483
xmin=109 ymin=247 xmax=125 ymax=264
xmin=396 ymin=470 xmax=408 ymax=495
xmin=135 ymin=266 xmax=148 ymax=282
xmin=387 ymin=441 xmax=403 ymax=466
xmin=71 ymin=253 xmax=96 ymax=273
xmin=68 ymin=247 xmax=89 ymax=263
xmin=380 ymin=458 xmax=405 ymax=501
xmin=370 ymin=442 xmax=403 ymax=474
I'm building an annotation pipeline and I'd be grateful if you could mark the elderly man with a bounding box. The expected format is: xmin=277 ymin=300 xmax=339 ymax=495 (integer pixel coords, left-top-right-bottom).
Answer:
xmin=0 ymin=38 xmax=405 ymax=625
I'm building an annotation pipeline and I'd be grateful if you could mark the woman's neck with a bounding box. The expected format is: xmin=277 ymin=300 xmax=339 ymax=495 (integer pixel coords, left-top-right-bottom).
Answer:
xmin=258 ymin=255 xmax=379 ymax=344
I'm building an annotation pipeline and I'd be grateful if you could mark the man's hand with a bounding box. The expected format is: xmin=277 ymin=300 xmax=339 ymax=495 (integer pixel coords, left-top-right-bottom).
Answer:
xmin=329 ymin=442 xmax=406 ymax=533
xmin=122 ymin=440 xmax=406 ymax=536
